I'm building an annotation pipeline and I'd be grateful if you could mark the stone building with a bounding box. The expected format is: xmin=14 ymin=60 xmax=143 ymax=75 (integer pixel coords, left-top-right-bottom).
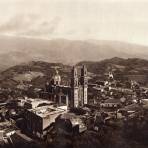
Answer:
xmin=42 ymin=65 xmax=88 ymax=108
xmin=24 ymin=102 xmax=66 ymax=138
xmin=71 ymin=65 xmax=88 ymax=108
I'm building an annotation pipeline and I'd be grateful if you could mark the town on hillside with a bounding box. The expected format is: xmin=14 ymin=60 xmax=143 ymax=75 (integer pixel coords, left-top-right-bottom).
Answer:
xmin=0 ymin=63 xmax=148 ymax=148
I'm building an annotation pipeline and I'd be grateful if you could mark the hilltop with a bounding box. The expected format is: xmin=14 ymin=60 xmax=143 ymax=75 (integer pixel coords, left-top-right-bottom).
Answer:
xmin=0 ymin=61 xmax=71 ymax=89
xmin=77 ymin=57 xmax=148 ymax=85
xmin=0 ymin=57 xmax=148 ymax=89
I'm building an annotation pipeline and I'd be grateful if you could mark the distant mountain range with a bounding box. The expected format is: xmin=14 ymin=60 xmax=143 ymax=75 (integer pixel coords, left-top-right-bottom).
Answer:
xmin=0 ymin=35 xmax=148 ymax=70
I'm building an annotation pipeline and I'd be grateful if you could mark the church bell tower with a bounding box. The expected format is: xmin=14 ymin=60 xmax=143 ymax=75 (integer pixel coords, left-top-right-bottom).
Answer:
xmin=71 ymin=66 xmax=79 ymax=108
xmin=81 ymin=65 xmax=88 ymax=105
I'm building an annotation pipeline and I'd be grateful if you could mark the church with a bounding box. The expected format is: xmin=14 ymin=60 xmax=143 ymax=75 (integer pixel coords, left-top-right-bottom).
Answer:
xmin=42 ymin=65 xmax=88 ymax=108
xmin=71 ymin=65 xmax=88 ymax=108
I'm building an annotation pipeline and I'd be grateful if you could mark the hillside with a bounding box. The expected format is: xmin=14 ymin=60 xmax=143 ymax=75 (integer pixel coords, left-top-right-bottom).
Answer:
xmin=0 ymin=35 xmax=148 ymax=70
xmin=77 ymin=57 xmax=148 ymax=86
xmin=0 ymin=61 xmax=71 ymax=89
xmin=0 ymin=57 xmax=148 ymax=89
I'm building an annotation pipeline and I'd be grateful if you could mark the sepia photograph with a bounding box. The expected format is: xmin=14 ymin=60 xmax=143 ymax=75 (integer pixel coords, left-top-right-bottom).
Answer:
xmin=0 ymin=0 xmax=148 ymax=148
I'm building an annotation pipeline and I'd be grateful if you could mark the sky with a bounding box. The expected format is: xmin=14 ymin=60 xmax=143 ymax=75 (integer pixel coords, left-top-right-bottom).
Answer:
xmin=0 ymin=0 xmax=148 ymax=45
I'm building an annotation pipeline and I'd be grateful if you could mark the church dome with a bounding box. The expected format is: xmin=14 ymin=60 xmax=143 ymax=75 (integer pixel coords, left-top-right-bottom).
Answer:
xmin=53 ymin=70 xmax=61 ymax=85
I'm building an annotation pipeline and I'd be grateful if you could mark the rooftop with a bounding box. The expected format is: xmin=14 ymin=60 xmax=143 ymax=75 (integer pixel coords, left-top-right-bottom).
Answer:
xmin=0 ymin=121 xmax=12 ymax=130
xmin=104 ymin=98 xmax=121 ymax=104
xmin=120 ymin=103 xmax=140 ymax=112
xmin=28 ymin=105 xmax=66 ymax=118
xmin=60 ymin=113 xmax=85 ymax=127
xmin=25 ymin=98 xmax=54 ymax=108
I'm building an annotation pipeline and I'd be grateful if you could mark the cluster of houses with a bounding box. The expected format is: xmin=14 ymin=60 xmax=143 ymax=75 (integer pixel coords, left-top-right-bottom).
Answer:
xmin=90 ymin=72 xmax=148 ymax=121
xmin=0 ymin=66 xmax=148 ymax=146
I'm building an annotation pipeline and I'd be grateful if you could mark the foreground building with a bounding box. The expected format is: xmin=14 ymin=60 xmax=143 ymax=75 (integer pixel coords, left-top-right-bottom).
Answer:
xmin=24 ymin=104 xmax=66 ymax=138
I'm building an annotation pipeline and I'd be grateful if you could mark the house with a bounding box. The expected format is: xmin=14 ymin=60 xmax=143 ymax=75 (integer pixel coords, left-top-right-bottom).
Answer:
xmin=100 ymin=98 xmax=121 ymax=108
xmin=55 ymin=112 xmax=87 ymax=135
xmin=0 ymin=121 xmax=15 ymax=142
xmin=118 ymin=103 xmax=141 ymax=118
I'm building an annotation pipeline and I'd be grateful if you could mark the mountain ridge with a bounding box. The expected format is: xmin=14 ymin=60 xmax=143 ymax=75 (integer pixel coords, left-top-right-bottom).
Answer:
xmin=0 ymin=35 xmax=148 ymax=71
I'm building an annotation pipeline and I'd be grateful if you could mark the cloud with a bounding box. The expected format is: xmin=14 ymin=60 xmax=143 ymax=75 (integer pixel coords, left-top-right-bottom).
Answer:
xmin=0 ymin=14 xmax=36 ymax=32
xmin=0 ymin=0 xmax=148 ymax=45
xmin=22 ymin=16 xmax=61 ymax=37
xmin=0 ymin=14 xmax=61 ymax=38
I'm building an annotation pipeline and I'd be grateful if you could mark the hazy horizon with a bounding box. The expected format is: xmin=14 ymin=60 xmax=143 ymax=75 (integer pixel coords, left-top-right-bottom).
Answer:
xmin=0 ymin=0 xmax=148 ymax=48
